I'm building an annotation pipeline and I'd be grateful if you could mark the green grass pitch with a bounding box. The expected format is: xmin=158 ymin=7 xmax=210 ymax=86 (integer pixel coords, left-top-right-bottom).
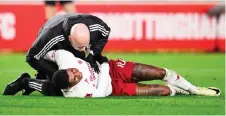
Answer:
xmin=0 ymin=52 xmax=225 ymax=115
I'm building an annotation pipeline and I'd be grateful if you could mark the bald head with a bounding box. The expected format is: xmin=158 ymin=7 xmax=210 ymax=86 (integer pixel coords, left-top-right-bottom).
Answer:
xmin=69 ymin=23 xmax=90 ymax=52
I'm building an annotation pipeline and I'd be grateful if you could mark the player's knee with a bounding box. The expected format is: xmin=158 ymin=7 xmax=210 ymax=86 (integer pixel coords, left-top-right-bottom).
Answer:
xmin=162 ymin=86 xmax=171 ymax=96
xmin=157 ymin=68 xmax=166 ymax=78
xmin=26 ymin=57 xmax=36 ymax=67
xmin=26 ymin=56 xmax=33 ymax=64
xmin=26 ymin=56 xmax=40 ymax=71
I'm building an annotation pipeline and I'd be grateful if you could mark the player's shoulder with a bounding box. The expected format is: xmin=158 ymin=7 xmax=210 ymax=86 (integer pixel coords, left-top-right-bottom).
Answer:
xmin=75 ymin=58 xmax=87 ymax=66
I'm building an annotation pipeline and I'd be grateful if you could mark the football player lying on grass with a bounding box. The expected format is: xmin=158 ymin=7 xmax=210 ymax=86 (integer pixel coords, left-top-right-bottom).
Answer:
xmin=3 ymin=50 xmax=220 ymax=98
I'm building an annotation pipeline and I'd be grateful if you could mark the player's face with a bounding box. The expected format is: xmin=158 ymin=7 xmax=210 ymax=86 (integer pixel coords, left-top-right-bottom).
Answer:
xmin=67 ymin=68 xmax=83 ymax=87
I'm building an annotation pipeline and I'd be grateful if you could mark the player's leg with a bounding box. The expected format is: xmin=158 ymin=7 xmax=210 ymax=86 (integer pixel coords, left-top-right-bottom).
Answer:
xmin=111 ymin=80 xmax=175 ymax=96
xmin=110 ymin=59 xmax=219 ymax=96
xmin=109 ymin=59 xmax=195 ymax=93
xmin=44 ymin=1 xmax=57 ymax=20
xmin=131 ymin=63 xmax=165 ymax=81
xmin=60 ymin=1 xmax=75 ymax=13
xmin=109 ymin=59 xmax=173 ymax=96
xmin=131 ymin=63 xmax=220 ymax=96
xmin=136 ymin=83 xmax=173 ymax=96
xmin=131 ymin=63 xmax=197 ymax=93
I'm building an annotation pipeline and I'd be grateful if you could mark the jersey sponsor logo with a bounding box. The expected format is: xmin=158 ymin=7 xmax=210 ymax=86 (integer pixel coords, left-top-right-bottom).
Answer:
xmin=89 ymin=24 xmax=110 ymax=37
xmin=86 ymin=62 xmax=96 ymax=82
xmin=34 ymin=35 xmax=65 ymax=60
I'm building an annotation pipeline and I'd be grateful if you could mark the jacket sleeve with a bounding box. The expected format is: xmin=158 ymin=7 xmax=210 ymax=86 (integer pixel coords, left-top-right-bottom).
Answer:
xmin=26 ymin=29 xmax=65 ymax=60
xmin=89 ymin=17 xmax=111 ymax=55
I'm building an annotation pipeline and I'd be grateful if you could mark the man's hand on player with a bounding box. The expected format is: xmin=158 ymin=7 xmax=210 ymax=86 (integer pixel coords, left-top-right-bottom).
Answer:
xmin=85 ymin=53 xmax=100 ymax=73
xmin=94 ymin=54 xmax=108 ymax=64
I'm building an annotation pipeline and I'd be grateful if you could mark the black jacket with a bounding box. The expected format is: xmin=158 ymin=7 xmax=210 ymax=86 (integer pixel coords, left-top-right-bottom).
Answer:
xmin=26 ymin=13 xmax=111 ymax=60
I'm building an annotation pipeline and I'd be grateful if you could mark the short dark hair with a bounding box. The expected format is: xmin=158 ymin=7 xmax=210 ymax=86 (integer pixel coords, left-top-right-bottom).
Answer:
xmin=52 ymin=69 xmax=70 ymax=89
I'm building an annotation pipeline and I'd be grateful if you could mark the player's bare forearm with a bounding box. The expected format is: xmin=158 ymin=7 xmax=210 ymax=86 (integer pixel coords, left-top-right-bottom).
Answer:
xmin=136 ymin=84 xmax=171 ymax=96
xmin=131 ymin=63 xmax=166 ymax=82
